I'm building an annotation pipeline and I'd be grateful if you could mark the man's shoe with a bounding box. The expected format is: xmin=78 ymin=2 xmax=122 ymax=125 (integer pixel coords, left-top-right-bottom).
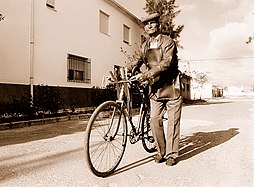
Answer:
xmin=165 ymin=157 xmax=176 ymax=166
xmin=154 ymin=154 xmax=165 ymax=163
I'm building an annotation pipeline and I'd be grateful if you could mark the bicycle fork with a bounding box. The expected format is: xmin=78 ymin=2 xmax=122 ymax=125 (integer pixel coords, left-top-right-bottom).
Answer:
xmin=127 ymin=103 xmax=146 ymax=144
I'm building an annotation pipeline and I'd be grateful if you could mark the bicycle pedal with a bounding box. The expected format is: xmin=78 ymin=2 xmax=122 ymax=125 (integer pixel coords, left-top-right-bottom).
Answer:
xmin=129 ymin=136 xmax=138 ymax=144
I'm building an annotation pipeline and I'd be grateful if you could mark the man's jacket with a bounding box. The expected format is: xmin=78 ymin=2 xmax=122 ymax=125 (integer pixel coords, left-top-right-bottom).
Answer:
xmin=129 ymin=34 xmax=181 ymax=100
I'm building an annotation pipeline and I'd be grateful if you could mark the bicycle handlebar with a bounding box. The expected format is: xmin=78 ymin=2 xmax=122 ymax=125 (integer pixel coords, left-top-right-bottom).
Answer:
xmin=102 ymin=65 xmax=148 ymax=90
xmin=108 ymin=77 xmax=148 ymax=89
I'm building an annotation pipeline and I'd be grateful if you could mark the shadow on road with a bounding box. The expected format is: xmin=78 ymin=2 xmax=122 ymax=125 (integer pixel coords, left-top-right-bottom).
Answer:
xmin=112 ymin=155 xmax=155 ymax=177
xmin=177 ymin=128 xmax=239 ymax=163
xmin=0 ymin=120 xmax=87 ymax=147
xmin=0 ymin=147 xmax=83 ymax=182
xmin=111 ymin=128 xmax=239 ymax=176
xmin=183 ymin=100 xmax=233 ymax=106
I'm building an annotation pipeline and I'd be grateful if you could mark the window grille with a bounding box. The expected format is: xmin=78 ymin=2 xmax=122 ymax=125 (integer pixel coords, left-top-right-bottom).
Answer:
xmin=67 ymin=54 xmax=91 ymax=83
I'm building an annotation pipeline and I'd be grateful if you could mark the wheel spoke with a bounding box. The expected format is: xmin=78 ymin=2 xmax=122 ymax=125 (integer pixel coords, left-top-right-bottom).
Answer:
xmin=84 ymin=101 xmax=127 ymax=177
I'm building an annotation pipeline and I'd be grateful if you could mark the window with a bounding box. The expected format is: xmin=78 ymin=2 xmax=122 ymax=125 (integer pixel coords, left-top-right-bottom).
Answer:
xmin=46 ymin=0 xmax=55 ymax=9
xmin=123 ymin=24 xmax=130 ymax=44
xmin=67 ymin=54 xmax=91 ymax=83
xmin=99 ymin=11 xmax=109 ymax=35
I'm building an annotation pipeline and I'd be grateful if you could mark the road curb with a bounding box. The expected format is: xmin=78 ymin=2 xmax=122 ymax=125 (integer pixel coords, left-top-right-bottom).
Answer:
xmin=0 ymin=114 xmax=91 ymax=131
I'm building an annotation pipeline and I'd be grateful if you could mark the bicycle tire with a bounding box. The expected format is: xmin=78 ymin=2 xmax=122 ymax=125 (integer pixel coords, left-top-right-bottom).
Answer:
xmin=141 ymin=108 xmax=157 ymax=153
xmin=84 ymin=101 xmax=127 ymax=177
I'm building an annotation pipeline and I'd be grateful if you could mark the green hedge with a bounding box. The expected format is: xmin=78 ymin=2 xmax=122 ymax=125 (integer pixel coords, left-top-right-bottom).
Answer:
xmin=0 ymin=84 xmax=116 ymax=123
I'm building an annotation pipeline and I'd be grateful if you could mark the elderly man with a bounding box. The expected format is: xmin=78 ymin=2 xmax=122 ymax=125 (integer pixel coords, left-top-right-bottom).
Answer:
xmin=127 ymin=13 xmax=182 ymax=166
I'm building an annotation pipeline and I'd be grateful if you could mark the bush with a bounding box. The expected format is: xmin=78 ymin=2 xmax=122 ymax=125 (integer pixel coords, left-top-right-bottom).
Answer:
xmin=91 ymin=87 xmax=116 ymax=107
xmin=34 ymin=85 xmax=64 ymax=114
xmin=4 ymin=94 xmax=32 ymax=117
xmin=0 ymin=84 xmax=117 ymax=123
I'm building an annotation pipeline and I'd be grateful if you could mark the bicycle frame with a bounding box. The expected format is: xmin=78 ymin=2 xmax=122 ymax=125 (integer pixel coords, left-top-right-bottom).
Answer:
xmin=108 ymin=66 xmax=149 ymax=142
xmin=84 ymin=65 xmax=156 ymax=177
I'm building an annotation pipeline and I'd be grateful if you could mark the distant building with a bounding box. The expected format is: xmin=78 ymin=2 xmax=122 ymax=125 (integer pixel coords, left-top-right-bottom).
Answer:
xmin=180 ymin=73 xmax=191 ymax=100
xmin=0 ymin=0 xmax=141 ymax=89
xmin=212 ymin=85 xmax=224 ymax=97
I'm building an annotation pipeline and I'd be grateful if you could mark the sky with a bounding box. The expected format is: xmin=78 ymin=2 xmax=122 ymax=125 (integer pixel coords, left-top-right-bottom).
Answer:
xmin=117 ymin=0 xmax=254 ymax=90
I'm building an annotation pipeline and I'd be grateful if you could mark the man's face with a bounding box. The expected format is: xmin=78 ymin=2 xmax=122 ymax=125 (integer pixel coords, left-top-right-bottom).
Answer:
xmin=144 ymin=20 xmax=159 ymax=36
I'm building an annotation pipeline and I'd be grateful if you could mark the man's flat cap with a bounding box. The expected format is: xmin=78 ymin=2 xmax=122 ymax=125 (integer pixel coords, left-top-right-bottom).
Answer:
xmin=141 ymin=13 xmax=160 ymax=23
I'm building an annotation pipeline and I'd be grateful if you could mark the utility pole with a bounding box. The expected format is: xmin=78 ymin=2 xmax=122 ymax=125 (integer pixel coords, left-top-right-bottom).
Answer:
xmin=187 ymin=61 xmax=190 ymax=73
xmin=29 ymin=0 xmax=35 ymax=105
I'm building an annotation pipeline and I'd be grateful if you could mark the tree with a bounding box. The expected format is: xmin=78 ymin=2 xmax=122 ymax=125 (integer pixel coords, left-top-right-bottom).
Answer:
xmin=195 ymin=72 xmax=208 ymax=86
xmin=144 ymin=0 xmax=184 ymax=47
xmin=193 ymin=72 xmax=209 ymax=99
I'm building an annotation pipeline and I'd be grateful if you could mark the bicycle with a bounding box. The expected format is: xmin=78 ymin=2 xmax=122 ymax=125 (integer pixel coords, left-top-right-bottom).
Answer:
xmin=84 ymin=65 xmax=156 ymax=177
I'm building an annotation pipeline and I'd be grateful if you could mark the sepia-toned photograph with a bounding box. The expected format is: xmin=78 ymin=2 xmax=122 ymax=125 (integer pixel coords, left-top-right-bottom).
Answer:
xmin=0 ymin=0 xmax=253 ymax=186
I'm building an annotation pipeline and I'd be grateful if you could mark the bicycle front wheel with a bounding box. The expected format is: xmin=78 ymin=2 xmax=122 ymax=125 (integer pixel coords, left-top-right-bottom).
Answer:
xmin=141 ymin=108 xmax=156 ymax=153
xmin=84 ymin=101 xmax=127 ymax=177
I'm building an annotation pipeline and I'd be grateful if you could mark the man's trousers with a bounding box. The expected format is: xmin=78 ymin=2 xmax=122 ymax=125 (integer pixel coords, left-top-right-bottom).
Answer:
xmin=150 ymin=96 xmax=183 ymax=159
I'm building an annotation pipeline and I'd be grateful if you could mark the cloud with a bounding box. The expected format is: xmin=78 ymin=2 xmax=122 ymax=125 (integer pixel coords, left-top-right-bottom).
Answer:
xmin=207 ymin=0 xmax=254 ymax=58
xmin=177 ymin=0 xmax=254 ymax=88
xmin=204 ymin=13 xmax=254 ymax=87
xmin=220 ymin=0 xmax=254 ymax=22
xmin=207 ymin=15 xmax=254 ymax=58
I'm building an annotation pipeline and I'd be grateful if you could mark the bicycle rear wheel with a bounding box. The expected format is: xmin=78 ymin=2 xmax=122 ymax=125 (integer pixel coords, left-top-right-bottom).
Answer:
xmin=141 ymin=108 xmax=156 ymax=153
xmin=84 ymin=101 xmax=127 ymax=177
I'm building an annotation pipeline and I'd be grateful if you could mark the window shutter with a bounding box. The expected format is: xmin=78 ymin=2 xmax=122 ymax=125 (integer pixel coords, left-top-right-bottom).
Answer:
xmin=123 ymin=25 xmax=130 ymax=44
xmin=99 ymin=11 xmax=109 ymax=35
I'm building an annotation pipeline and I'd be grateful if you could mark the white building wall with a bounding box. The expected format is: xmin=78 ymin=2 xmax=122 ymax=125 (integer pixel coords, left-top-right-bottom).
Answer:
xmin=191 ymin=82 xmax=213 ymax=100
xmin=0 ymin=0 xmax=30 ymax=85
xmin=0 ymin=0 xmax=141 ymax=88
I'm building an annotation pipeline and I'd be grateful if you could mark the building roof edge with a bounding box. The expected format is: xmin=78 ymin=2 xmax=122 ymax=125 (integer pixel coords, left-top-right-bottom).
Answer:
xmin=104 ymin=0 xmax=141 ymax=25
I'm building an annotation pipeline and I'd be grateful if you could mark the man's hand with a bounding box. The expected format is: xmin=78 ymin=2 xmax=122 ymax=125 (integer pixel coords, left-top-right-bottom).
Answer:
xmin=130 ymin=73 xmax=146 ymax=82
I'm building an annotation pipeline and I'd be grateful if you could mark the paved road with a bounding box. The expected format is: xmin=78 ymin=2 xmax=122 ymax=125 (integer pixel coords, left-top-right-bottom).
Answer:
xmin=0 ymin=96 xmax=253 ymax=187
